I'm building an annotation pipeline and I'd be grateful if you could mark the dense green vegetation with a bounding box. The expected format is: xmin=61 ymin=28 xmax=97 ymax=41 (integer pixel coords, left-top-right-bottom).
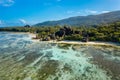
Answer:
xmin=0 ymin=21 xmax=120 ymax=43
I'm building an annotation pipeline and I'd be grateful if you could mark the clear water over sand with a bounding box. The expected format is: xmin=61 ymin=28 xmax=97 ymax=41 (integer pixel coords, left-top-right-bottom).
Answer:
xmin=0 ymin=32 xmax=120 ymax=80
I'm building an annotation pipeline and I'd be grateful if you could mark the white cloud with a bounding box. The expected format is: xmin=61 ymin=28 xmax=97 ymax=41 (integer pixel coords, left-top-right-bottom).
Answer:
xmin=76 ymin=11 xmax=81 ymax=14
xmin=67 ymin=10 xmax=81 ymax=14
xmin=19 ymin=19 xmax=27 ymax=24
xmin=85 ymin=10 xmax=110 ymax=14
xmin=0 ymin=0 xmax=14 ymax=7
xmin=85 ymin=10 xmax=98 ymax=14
xmin=67 ymin=11 xmax=74 ymax=14
xmin=0 ymin=20 xmax=2 ymax=24
xmin=66 ymin=10 xmax=111 ymax=16
xmin=101 ymin=11 xmax=110 ymax=13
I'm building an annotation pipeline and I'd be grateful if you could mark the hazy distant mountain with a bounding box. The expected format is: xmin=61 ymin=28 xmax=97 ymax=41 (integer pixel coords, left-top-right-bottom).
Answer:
xmin=35 ymin=10 xmax=120 ymax=26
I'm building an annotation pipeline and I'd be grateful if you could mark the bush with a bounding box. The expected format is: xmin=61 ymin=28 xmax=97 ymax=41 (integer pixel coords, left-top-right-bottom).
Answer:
xmin=64 ymin=34 xmax=83 ymax=41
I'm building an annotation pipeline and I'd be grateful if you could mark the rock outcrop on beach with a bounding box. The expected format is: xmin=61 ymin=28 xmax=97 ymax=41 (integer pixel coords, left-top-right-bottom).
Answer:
xmin=55 ymin=26 xmax=73 ymax=37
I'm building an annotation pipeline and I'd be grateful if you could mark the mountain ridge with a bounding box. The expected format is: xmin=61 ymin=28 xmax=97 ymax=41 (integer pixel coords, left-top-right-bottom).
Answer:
xmin=35 ymin=10 xmax=120 ymax=26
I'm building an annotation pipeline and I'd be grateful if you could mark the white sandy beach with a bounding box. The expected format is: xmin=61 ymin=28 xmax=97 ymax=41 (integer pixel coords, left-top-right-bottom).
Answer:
xmin=7 ymin=32 xmax=40 ymax=42
xmin=27 ymin=33 xmax=120 ymax=46
xmin=45 ymin=40 xmax=120 ymax=46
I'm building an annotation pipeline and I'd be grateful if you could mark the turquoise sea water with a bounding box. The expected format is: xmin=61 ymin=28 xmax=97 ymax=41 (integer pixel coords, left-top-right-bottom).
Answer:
xmin=0 ymin=32 xmax=120 ymax=80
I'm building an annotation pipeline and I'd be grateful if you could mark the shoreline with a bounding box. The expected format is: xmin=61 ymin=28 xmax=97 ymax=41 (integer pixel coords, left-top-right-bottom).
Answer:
xmin=45 ymin=40 xmax=120 ymax=46
xmin=1 ymin=31 xmax=120 ymax=46
xmin=1 ymin=31 xmax=40 ymax=42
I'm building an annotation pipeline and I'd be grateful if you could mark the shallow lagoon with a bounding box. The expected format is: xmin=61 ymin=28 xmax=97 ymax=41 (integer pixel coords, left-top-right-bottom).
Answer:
xmin=0 ymin=32 xmax=120 ymax=80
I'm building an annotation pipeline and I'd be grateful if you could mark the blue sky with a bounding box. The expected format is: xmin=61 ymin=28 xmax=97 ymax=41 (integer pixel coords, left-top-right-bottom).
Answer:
xmin=0 ymin=0 xmax=120 ymax=27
